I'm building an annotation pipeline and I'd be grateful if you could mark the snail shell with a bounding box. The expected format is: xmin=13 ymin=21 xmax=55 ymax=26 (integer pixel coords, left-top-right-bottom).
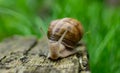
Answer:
xmin=48 ymin=18 xmax=83 ymax=48
xmin=47 ymin=18 xmax=84 ymax=60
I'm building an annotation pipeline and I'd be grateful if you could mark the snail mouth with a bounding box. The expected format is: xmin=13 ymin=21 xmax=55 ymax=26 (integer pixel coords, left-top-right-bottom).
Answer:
xmin=48 ymin=57 xmax=61 ymax=61
xmin=48 ymin=56 xmax=59 ymax=60
xmin=50 ymin=54 xmax=59 ymax=60
xmin=47 ymin=52 xmax=59 ymax=60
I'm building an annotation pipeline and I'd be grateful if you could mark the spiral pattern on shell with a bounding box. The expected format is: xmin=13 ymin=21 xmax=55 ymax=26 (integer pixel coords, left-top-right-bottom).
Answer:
xmin=47 ymin=18 xmax=83 ymax=48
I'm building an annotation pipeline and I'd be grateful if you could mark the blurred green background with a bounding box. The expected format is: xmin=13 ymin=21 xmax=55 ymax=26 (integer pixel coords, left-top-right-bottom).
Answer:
xmin=0 ymin=0 xmax=120 ymax=73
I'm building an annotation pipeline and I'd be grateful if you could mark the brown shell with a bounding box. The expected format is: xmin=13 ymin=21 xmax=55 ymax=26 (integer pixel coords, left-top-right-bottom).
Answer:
xmin=47 ymin=18 xmax=83 ymax=48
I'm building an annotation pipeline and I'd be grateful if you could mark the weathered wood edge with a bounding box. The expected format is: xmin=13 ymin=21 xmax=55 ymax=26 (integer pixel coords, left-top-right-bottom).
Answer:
xmin=0 ymin=35 xmax=91 ymax=73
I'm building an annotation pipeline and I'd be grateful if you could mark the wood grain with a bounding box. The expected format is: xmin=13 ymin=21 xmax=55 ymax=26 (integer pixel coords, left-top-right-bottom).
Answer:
xmin=0 ymin=35 xmax=90 ymax=73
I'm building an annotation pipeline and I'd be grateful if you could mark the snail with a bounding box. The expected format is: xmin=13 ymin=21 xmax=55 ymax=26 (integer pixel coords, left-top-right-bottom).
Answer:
xmin=47 ymin=18 xmax=84 ymax=60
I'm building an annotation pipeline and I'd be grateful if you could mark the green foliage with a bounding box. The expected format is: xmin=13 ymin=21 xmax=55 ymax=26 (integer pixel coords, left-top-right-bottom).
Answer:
xmin=0 ymin=0 xmax=120 ymax=73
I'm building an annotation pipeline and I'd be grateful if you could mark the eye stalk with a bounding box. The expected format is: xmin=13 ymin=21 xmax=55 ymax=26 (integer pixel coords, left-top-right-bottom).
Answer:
xmin=58 ymin=29 xmax=68 ymax=44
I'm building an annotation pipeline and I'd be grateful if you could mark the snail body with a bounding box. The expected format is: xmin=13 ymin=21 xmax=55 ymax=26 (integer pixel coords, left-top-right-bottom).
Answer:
xmin=47 ymin=18 xmax=84 ymax=60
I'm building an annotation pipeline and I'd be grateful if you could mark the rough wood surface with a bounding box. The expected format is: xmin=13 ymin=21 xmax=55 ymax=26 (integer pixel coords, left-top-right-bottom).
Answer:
xmin=0 ymin=35 xmax=90 ymax=73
